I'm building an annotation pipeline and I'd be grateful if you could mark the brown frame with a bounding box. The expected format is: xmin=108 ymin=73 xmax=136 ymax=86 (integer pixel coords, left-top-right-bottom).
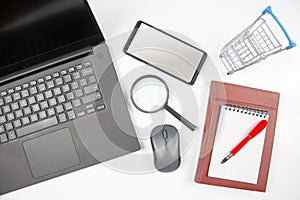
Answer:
xmin=194 ymin=81 xmax=280 ymax=192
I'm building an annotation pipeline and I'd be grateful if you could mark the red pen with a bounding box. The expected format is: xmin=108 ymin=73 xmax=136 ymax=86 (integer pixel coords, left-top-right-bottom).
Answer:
xmin=221 ymin=120 xmax=268 ymax=164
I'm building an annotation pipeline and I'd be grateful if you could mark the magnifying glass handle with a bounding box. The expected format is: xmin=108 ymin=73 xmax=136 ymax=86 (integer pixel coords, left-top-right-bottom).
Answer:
xmin=165 ymin=105 xmax=197 ymax=131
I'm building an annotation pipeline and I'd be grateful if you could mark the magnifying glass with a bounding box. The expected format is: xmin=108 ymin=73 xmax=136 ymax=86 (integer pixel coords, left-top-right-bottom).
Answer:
xmin=130 ymin=75 xmax=196 ymax=131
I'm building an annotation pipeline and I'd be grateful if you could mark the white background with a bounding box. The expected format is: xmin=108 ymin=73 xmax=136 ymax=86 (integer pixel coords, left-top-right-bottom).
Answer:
xmin=2 ymin=0 xmax=300 ymax=199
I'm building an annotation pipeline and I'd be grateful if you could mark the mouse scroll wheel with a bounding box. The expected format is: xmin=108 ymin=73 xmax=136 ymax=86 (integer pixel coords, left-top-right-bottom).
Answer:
xmin=162 ymin=129 xmax=168 ymax=139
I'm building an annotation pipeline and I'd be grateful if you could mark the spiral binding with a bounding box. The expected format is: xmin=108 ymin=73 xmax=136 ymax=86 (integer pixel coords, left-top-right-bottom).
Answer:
xmin=224 ymin=105 xmax=268 ymax=118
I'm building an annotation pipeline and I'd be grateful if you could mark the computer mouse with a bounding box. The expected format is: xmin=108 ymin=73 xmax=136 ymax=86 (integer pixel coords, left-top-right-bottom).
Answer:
xmin=150 ymin=125 xmax=180 ymax=172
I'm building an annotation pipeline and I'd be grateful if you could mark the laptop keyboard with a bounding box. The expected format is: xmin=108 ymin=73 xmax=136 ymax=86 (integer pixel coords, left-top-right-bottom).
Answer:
xmin=0 ymin=61 xmax=106 ymax=144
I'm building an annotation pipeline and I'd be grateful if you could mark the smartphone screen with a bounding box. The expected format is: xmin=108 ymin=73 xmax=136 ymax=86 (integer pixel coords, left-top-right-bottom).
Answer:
xmin=124 ymin=21 xmax=207 ymax=84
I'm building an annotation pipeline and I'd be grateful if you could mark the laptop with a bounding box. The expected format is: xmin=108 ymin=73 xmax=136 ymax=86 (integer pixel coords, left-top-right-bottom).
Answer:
xmin=0 ymin=0 xmax=140 ymax=195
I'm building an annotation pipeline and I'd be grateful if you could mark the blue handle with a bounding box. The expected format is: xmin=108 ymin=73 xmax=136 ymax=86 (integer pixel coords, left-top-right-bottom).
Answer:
xmin=262 ymin=6 xmax=296 ymax=50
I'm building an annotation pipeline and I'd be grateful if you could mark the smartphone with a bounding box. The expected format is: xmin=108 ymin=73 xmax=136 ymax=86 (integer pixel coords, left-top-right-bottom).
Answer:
xmin=123 ymin=21 xmax=207 ymax=85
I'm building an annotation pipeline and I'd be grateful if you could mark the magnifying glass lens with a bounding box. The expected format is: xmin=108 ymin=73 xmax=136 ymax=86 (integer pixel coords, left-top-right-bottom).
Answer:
xmin=131 ymin=77 xmax=168 ymax=113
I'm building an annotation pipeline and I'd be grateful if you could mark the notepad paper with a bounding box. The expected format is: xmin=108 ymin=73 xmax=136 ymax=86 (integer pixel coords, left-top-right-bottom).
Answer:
xmin=208 ymin=105 xmax=269 ymax=184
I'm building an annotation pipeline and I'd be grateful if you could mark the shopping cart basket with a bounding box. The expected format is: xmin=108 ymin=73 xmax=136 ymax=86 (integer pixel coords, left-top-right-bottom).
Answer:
xmin=220 ymin=6 xmax=296 ymax=75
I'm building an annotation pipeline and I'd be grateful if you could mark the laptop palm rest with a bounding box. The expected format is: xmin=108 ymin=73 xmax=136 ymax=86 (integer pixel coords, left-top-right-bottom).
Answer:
xmin=23 ymin=128 xmax=80 ymax=179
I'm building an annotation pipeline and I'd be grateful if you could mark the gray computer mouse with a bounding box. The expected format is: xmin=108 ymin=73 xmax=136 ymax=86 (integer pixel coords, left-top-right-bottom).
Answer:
xmin=150 ymin=125 xmax=181 ymax=172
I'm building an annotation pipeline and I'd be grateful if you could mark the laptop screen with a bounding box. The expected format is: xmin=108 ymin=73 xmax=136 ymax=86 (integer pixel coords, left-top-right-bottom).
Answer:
xmin=0 ymin=0 xmax=104 ymax=79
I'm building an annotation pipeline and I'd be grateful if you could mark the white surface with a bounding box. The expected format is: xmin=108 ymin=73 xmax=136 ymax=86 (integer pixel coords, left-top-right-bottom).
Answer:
xmin=2 ymin=0 xmax=300 ymax=199
xmin=208 ymin=105 xmax=269 ymax=184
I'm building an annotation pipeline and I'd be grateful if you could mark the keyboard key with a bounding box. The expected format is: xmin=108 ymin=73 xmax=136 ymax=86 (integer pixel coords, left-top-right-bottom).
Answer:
xmin=75 ymin=89 xmax=83 ymax=97
xmin=0 ymin=98 xmax=4 ymax=106
xmin=13 ymin=92 xmax=21 ymax=101
xmin=61 ymin=70 xmax=67 ymax=75
xmin=40 ymin=101 xmax=49 ymax=110
xmin=7 ymin=131 xmax=17 ymax=140
xmin=64 ymin=102 xmax=72 ymax=110
xmin=28 ymin=96 xmax=36 ymax=105
xmin=5 ymin=123 xmax=13 ymax=131
xmin=19 ymin=99 xmax=28 ymax=108
xmin=21 ymin=89 xmax=29 ymax=98
xmin=87 ymin=108 xmax=95 ymax=114
xmin=56 ymin=105 xmax=64 ymax=114
xmin=54 ymin=88 xmax=62 ymax=96
xmin=67 ymin=110 xmax=76 ymax=120
xmin=73 ymin=99 xmax=81 ymax=107
xmin=66 ymin=92 xmax=75 ymax=101
xmin=13 ymin=120 xmax=22 ymax=128
xmin=38 ymin=111 xmax=47 ymax=119
xmin=82 ymin=92 xmax=102 ymax=104
xmin=82 ymin=67 xmax=94 ymax=77
xmin=0 ymin=116 xmax=6 ymax=124
xmin=45 ymin=91 xmax=53 ymax=99
xmin=1 ymin=91 xmax=7 ymax=96
xmin=46 ymin=80 xmax=55 ymax=89
xmin=73 ymin=72 xmax=80 ymax=80
xmin=68 ymin=67 xmax=75 ymax=73
xmin=38 ymin=78 xmax=45 ymax=83
xmin=47 ymin=108 xmax=55 ymax=116
xmin=24 ymin=107 xmax=32 ymax=115
xmin=84 ymin=84 xmax=99 ymax=94
xmin=0 ymin=134 xmax=8 ymax=143
xmin=88 ymin=75 xmax=97 ymax=84
xmin=86 ymin=104 xmax=94 ymax=109
xmin=55 ymin=77 xmax=63 ymax=86
xmin=57 ymin=95 xmax=66 ymax=104
xmin=30 ymin=114 xmax=39 ymax=122
xmin=16 ymin=116 xmax=58 ymax=138
xmin=58 ymin=113 xmax=67 ymax=123
xmin=0 ymin=125 xmax=5 ymax=133
xmin=32 ymin=104 xmax=41 ymax=113
xmin=11 ymin=102 xmax=19 ymax=110
xmin=36 ymin=93 xmax=45 ymax=102
xmin=8 ymin=88 xmax=14 ymax=94
xmin=23 ymin=83 xmax=29 ymax=89
xmin=46 ymin=75 xmax=52 ymax=81
xmin=63 ymin=75 xmax=72 ymax=83
xmin=53 ymin=72 xmax=60 ymax=78
xmin=4 ymin=95 xmax=13 ymax=104
xmin=49 ymin=98 xmax=57 ymax=106
xmin=29 ymin=86 xmax=38 ymax=95
xmin=76 ymin=64 xmax=83 ymax=70
xmin=0 ymin=108 xmax=2 ymax=115
xmin=30 ymin=80 xmax=37 ymax=86
xmin=71 ymin=81 xmax=79 ymax=90
xmin=15 ymin=110 xmax=24 ymax=118
xmin=7 ymin=113 xmax=15 ymax=121
xmin=38 ymin=84 xmax=46 ymax=92
xmin=80 ymin=78 xmax=88 ymax=87
xmin=83 ymin=61 xmax=92 ymax=68
xmin=3 ymin=105 xmax=11 ymax=113
xmin=77 ymin=111 xmax=86 ymax=118
xmin=62 ymin=85 xmax=70 ymax=93
xmin=22 ymin=117 xmax=30 ymax=125
xmin=0 ymin=125 xmax=5 ymax=134
xmin=15 ymin=86 xmax=22 ymax=91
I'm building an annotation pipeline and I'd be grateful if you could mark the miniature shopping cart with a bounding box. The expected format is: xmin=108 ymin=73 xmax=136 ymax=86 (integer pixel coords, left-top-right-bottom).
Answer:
xmin=220 ymin=6 xmax=296 ymax=75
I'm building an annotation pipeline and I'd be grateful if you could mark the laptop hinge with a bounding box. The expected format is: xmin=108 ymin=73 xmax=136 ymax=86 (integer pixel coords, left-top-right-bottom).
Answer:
xmin=0 ymin=46 xmax=93 ymax=85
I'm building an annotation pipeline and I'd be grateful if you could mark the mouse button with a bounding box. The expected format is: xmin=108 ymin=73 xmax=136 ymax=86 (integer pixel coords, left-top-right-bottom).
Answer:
xmin=162 ymin=129 xmax=168 ymax=139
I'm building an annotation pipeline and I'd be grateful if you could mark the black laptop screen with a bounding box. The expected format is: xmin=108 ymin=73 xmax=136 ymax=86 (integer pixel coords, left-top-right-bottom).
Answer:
xmin=0 ymin=0 xmax=104 ymax=78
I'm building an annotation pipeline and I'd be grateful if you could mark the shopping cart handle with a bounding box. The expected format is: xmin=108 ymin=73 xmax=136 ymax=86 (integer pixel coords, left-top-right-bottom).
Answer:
xmin=262 ymin=6 xmax=296 ymax=50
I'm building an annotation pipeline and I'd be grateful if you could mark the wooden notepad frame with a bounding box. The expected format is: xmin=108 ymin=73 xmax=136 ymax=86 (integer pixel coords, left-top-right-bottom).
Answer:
xmin=194 ymin=81 xmax=280 ymax=192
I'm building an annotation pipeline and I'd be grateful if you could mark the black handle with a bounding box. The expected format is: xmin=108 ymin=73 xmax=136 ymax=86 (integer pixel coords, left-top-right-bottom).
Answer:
xmin=165 ymin=105 xmax=197 ymax=131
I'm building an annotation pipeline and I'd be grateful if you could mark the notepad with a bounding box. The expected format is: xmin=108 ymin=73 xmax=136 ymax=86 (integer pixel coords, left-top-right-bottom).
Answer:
xmin=208 ymin=105 xmax=269 ymax=184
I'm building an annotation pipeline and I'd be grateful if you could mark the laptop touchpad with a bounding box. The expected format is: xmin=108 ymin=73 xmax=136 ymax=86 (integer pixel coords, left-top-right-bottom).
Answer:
xmin=23 ymin=128 xmax=80 ymax=179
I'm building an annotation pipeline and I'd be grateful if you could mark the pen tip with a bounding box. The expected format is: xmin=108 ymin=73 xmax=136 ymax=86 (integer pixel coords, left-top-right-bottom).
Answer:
xmin=221 ymin=158 xmax=228 ymax=164
xmin=221 ymin=154 xmax=232 ymax=164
